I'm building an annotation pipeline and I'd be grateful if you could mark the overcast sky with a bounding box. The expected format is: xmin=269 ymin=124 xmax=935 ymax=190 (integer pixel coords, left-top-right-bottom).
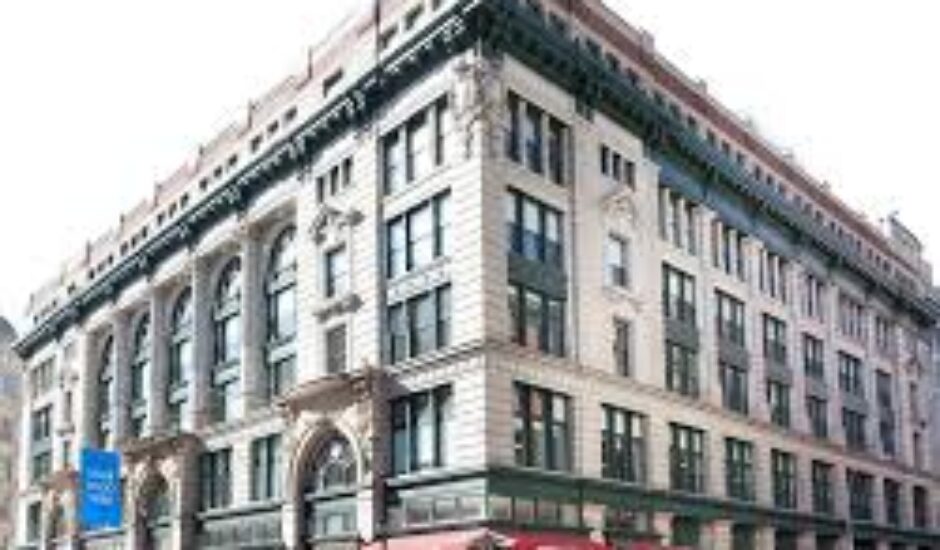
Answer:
xmin=0 ymin=0 xmax=937 ymax=334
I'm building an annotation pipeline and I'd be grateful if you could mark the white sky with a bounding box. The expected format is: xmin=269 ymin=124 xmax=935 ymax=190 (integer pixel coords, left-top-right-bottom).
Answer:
xmin=0 ymin=0 xmax=938 ymax=334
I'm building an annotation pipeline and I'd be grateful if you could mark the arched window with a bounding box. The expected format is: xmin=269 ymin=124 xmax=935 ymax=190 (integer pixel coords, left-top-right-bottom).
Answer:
xmin=130 ymin=313 xmax=151 ymax=438
xmin=214 ymin=258 xmax=242 ymax=365
xmin=212 ymin=258 xmax=242 ymax=423
xmin=305 ymin=435 xmax=358 ymax=541
xmin=98 ymin=336 xmax=114 ymax=448
xmin=311 ymin=437 xmax=356 ymax=493
xmin=167 ymin=288 xmax=193 ymax=431
xmin=142 ymin=477 xmax=172 ymax=550
xmin=264 ymin=226 xmax=296 ymax=401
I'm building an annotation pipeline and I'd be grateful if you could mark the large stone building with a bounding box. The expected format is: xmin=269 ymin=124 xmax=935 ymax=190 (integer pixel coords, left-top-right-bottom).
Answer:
xmin=12 ymin=0 xmax=940 ymax=549
xmin=0 ymin=317 xmax=22 ymax=550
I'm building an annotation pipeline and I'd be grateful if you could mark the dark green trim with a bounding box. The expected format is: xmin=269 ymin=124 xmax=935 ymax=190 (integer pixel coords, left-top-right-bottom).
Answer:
xmin=15 ymin=0 xmax=938 ymax=360
xmin=482 ymin=0 xmax=938 ymax=326
xmin=13 ymin=0 xmax=481 ymax=360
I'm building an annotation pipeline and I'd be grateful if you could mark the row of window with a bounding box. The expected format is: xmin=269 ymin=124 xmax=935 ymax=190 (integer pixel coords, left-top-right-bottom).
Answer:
xmin=513 ymin=382 xmax=932 ymax=527
xmin=517 ymin=0 xmax=909 ymax=293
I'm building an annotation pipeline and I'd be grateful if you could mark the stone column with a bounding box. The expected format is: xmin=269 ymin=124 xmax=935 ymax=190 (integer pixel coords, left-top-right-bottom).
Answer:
xmin=150 ymin=288 xmax=169 ymax=433
xmin=706 ymin=519 xmax=733 ymax=550
xmin=652 ymin=511 xmax=674 ymax=546
xmin=80 ymin=331 xmax=100 ymax=446
xmin=240 ymin=228 xmax=264 ymax=415
xmin=191 ymin=254 xmax=213 ymax=430
xmin=111 ymin=310 xmax=132 ymax=445
xmin=797 ymin=531 xmax=816 ymax=550
xmin=755 ymin=525 xmax=775 ymax=548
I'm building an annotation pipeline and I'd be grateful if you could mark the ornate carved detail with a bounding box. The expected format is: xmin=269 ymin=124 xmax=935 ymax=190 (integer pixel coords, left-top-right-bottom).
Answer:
xmin=313 ymin=293 xmax=363 ymax=323
xmin=601 ymin=186 xmax=639 ymax=230
xmin=454 ymin=54 xmax=504 ymax=158
xmin=309 ymin=206 xmax=363 ymax=246
xmin=120 ymin=431 xmax=202 ymax=464
xmin=278 ymin=367 xmax=386 ymax=422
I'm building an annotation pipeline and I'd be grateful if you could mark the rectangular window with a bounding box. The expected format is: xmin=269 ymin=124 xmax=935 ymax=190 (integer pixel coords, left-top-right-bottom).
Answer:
xmin=250 ymin=434 xmax=281 ymax=501
xmin=324 ymin=246 xmax=348 ymax=298
xmin=384 ymin=96 xmax=449 ymax=195
xmin=725 ymin=438 xmax=755 ymax=501
xmin=837 ymin=352 xmax=864 ymax=397
xmin=524 ymin=103 xmax=544 ymax=174
xmin=720 ymin=363 xmax=748 ymax=414
xmin=391 ymin=385 xmax=453 ymax=475
xmin=874 ymin=316 xmax=896 ymax=359
xmin=508 ymin=283 xmax=565 ymax=357
xmin=666 ymin=341 xmax=698 ymax=398
xmin=507 ymin=92 xmax=521 ymax=161
xmin=711 ymin=220 xmax=746 ymax=280
xmin=657 ymin=187 xmax=697 ymax=255
xmin=883 ymin=479 xmax=901 ymax=526
xmin=811 ymin=461 xmax=834 ymax=515
xmin=803 ymin=334 xmax=824 ymax=380
xmin=806 ymin=396 xmax=828 ymax=439
xmin=386 ymin=284 xmax=452 ymax=364
xmin=385 ymin=191 xmax=450 ymax=279
xmin=842 ymin=409 xmax=867 ymax=451
xmin=838 ymin=293 xmax=867 ymax=343
xmin=599 ymin=144 xmax=635 ymax=188
xmin=716 ymin=291 xmax=745 ymax=346
xmin=913 ymin=486 xmax=930 ymax=529
xmin=613 ymin=318 xmax=632 ymax=376
xmin=547 ymin=118 xmax=565 ymax=185
xmin=200 ymin=448 xmax=232 ymax=511
xmin=847 ymin=469 xmax=873 ymax=521
xmin=662 ymin=264 xmax=696 ymax=326
xmin=514 ymin=383 xmax=571 ymax=471
xmin=877 ymin=371 xmax=896 ymax=457
xmin=670 ymin=423 xmax=705 ymax=493
xmin=606 ymin=235 xmax=629 ymax=288
xmin=325 ymin=324 xmax=347 ymax=375
xmin=27 ymin=502 xmax=41 ymax=543
xmin=506 ymin=190 xmax=563 ymax=268
xmin=802 ymin=273 xmax=826 ymax=321
xmin=767 ymin=380 xmax=791 ymax=428
xmin=771 ymin=450 xmax=797 ymax=509
xmin=601 ymin=405 xmax=646 ymax=483
xmin=762 ymin=314 xmax=788 ymax=365
xmin=758 ymin=250 xmax=789 ymax=302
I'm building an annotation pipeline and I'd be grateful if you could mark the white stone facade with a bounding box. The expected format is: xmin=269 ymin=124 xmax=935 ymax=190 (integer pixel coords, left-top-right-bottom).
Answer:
xmin=12 ymin=1 xmax=940 ymax=549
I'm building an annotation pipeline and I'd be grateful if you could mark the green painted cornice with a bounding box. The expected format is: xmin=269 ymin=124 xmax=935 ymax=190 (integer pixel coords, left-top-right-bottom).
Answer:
xmin=15 ymin=0 xmax=938 ymax=360
xmin=13 ymin=0 xmax=480 ymax=360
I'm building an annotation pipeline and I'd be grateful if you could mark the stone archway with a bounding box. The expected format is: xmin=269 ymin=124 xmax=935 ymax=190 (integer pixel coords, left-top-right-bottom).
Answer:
xmin=134 ymin=473 xmax=172 ymax=550
xmin=289 ymin=422 xmax=363 ymax=550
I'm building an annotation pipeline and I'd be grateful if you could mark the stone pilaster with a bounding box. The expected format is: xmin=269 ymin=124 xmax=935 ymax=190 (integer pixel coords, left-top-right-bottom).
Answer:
xmin=706 ymin=519 xmax=733 ymax=550
xmin=191 ymin=254 xmax=213 ymax=430
xmin=111 ymin=311 xmax=131 ymax=445
xmin=150 ymin=288 xmax=169 ymax=433
xmin=240 ymin=228 xmax=264 ymax=414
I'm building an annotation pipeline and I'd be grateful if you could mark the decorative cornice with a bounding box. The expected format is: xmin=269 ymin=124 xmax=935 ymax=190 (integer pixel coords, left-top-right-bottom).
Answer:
xmin=482 ymin=0 xmax=939 ymax=325
xmin=13 ymin=0 xmax=479 ymax=360
xmin=14 ymin=0 xmax=938 ymax=361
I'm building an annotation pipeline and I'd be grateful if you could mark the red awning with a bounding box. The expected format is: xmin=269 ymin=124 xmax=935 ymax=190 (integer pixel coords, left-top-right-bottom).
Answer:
xmin=364 ymin=529 xmax=611 ymax=550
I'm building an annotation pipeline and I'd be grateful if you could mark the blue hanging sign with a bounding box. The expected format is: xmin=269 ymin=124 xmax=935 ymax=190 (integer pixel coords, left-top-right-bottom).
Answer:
xmin=80 ymin=449 xmax=123 ymax=530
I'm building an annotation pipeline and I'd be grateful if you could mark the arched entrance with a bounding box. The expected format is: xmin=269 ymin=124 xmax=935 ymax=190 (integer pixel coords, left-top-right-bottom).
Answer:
xmin=300 ymin=432 xmax=359 ymax=548
xmin=138 ymin=475 xmax=172 ymax=550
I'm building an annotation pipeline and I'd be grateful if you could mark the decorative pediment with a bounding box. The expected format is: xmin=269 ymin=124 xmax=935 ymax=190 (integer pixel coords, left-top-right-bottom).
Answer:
xmin=309 ymin=205 xmax=363 ymax=246
xmin=279 ymin=367 xmax=386 ymax=422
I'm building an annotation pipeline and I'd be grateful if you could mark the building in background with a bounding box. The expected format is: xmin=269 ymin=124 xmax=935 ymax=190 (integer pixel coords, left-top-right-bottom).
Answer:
xmin=10 ymin=0 xmax=940 ymax=549
xmin=0 ymin=317 xmax=21 ymax=550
